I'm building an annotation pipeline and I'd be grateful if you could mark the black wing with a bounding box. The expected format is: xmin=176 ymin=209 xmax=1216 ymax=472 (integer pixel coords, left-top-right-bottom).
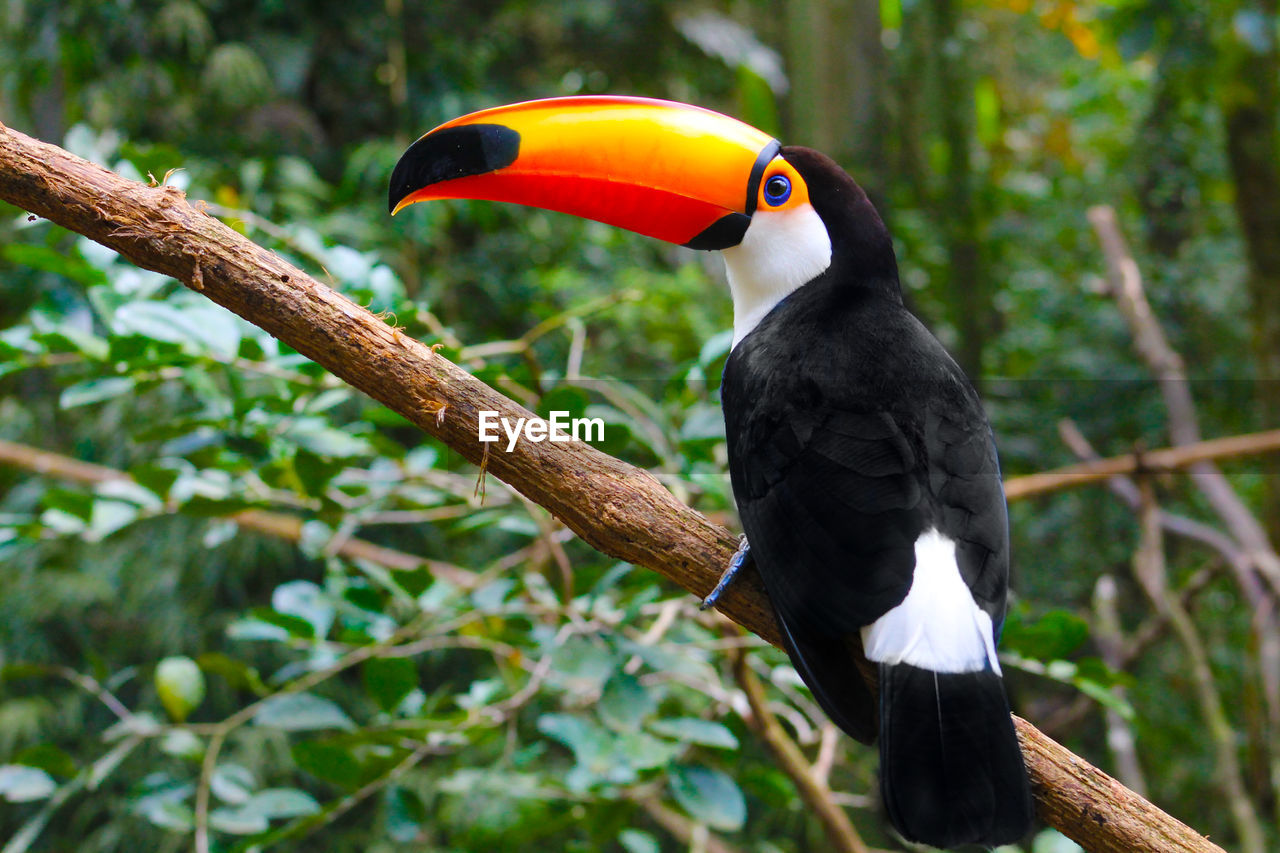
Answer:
xmin=721 ymin=305 xmax=1010 ymax=742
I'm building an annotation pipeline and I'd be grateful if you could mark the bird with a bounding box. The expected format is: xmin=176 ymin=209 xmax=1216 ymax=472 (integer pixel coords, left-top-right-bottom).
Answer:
xmin=388 ymin=95 xmax=1033 ymax=849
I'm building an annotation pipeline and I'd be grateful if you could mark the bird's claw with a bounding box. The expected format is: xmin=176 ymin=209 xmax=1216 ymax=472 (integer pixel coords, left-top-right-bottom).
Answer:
xmin=700 ymin=535 xmax=752 ymax=610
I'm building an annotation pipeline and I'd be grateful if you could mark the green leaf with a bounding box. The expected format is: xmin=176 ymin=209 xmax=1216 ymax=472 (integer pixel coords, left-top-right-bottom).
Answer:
xmin=134 ymin=788 xmax=195 ymax=832
xmin=385 ymin=785 xmax=428 ymax=842
xmin=87 ymin=499 xmax=141 ymax=541
xmin=286 ymin=419 xmax=375 ymax=458
xmin=598 ymin=673 xmax=655 ymax=732
xmin=649 ymin=718 xmax=739 ymax=749
xmin=292 ymin=740 xmax=361 ymax=789
xmin=155 ymin=656 xmax=206 ymax=723
xmin=1031 ymin=828 xmax=1086 ymax=853
xmin=14 ymin=745 xmax=76 ymax=780
xmin=271 ymin=580 xmax=334 ymax=639
xmin=619 ymin=829 xmax=661 ymax=853
xmin=197 ymin=653 xmax=269 ymax=696
xmin=668 ymin=764 xmax=746 ymax=831
xmin=176 ymin=495 xmax=258 ymax=518
xmin=362 ymin=657 xmax=418 ymax=713
xmin=42 ymin=488 xmax=94 ymax=522
xmin=211 ymin=764 xmax=256 ymax=805
xmin=698 ymin=329 xmax=734 ymax=368
xmin=679 ymin=403 xmax=726 ymax=442
xmin=209 ymin=805 xmax=269 ymax=835
xmin=537 ymin=386 xmax=589 ymax=421
xmin=2 ymin=243 xmax=107 ymax=288
xmin=59 ymin=376 xmax=136 ymax=409
xmin=537 ymin=713 xmax=605 ymax=764
xmin=209 ymin=788 xmax=320 ymax=835
xmin=457 ymin=678 xmax=503 ymax=710
xmin=113 ymin=300 xmax=243 ymax=358
xmin=35 ymin=323 xmax=110 ymax=359
xmin=253 ymin=693 xmax=354 ymax=731
xmin=292 ymin=449 xmax=343 ymax=498
xmin=241 ymin=787 xmax=320 ymax=819
xmin=226 ymin=616 xmax=292 ymax=642
xmin=160 ymin=728 xmax=204 ymax=759
xmin=95 ymin=478 xmax=164 ymax=511
xmin=1001 ymin=607 xmax=1090 ymax=662
xmin=0 ymin=764 xmax=56 ymax=802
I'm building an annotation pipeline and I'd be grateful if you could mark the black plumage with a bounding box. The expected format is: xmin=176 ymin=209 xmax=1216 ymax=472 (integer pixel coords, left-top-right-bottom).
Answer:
xmin=721 ymin=147 xmax=1032 ymax=847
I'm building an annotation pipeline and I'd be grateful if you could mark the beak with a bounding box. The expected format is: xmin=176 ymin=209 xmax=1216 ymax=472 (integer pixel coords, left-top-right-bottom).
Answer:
xmin=388 ymin=96 xmax=780 ymax=250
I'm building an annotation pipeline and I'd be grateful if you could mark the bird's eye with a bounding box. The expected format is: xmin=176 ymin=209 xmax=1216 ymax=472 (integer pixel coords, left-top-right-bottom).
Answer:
xmin=763 ymin=174 xmax=792 ymax=206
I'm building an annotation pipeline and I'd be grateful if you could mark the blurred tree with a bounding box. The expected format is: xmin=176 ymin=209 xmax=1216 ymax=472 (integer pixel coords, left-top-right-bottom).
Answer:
xmin=1221 ymin=0 xmax=1280 ymax=537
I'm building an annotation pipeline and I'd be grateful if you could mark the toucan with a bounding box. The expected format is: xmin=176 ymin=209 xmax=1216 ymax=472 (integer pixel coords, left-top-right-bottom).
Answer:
xmin=388 ymin=96 xmax=1033 ymax=849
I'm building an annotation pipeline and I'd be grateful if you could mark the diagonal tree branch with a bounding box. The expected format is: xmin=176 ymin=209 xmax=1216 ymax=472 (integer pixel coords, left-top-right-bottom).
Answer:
xmin=0 ymin=120 xmax=1225 ymax=853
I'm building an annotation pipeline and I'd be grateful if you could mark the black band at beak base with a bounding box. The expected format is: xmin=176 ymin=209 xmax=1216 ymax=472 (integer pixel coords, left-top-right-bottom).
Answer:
xmin=684 ymin=213 xmax=752 ymax=250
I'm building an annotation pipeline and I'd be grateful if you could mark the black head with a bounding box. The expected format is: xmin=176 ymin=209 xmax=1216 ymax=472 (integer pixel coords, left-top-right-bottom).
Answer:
xmin=780 ymin=146 xmax=900 ymax=296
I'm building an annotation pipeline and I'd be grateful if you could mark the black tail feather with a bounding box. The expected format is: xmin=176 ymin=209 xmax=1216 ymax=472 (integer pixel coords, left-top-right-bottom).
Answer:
xmin=773 ymin=609 xmax=878 ymax=744
xmin=879 ymin=662 xmax=1032 ymax=848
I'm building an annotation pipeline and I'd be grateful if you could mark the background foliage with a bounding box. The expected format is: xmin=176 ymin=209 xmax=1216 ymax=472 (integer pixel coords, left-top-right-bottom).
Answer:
xmin=2 ymin=0 xmax=1278 ymax=850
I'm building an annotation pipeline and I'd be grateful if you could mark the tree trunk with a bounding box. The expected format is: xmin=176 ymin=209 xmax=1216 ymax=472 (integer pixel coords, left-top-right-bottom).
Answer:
xmin=784 ymin=0 xmax=887 ymax=201
xmin=1222 ymin=0 xmax=1280 ymax=541
xmin=929 ymin=0 xmax=992 ymax=381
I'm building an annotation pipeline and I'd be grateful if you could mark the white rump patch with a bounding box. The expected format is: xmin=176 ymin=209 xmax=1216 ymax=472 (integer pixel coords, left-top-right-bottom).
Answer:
xmin=722 ymin=204 xmax=831 ymax=347
xmin=861 ymin=529 xmax=1001 ymax=674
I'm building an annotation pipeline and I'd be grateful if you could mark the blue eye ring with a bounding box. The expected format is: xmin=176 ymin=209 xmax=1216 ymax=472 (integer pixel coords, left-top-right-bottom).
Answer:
xmin=763 ymin=174 xmax=792 ymax=206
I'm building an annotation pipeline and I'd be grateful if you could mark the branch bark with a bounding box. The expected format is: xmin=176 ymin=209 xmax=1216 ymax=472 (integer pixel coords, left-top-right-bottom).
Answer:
xmin=0 ymin=121 xmax=1225 ymax=853
xmin=1003 ymin=427 xmax=1280 ymax=501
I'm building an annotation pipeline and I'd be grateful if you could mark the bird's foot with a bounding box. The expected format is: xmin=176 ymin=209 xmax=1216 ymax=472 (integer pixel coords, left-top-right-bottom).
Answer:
xmin=700 ymin=535 xmax=752 ymax=610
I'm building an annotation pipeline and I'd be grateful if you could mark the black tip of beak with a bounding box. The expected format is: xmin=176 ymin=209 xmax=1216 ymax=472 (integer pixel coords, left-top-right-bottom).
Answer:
xmin=388 ymin=124 xmax=522 ymax=214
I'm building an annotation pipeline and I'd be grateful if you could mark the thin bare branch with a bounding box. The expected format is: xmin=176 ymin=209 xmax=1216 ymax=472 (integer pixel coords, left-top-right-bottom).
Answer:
xmin=1004 ymin=427 xmax=1280 ymax=501
xmin=1091 ymin=576 xmax=1148 ymax=796
xmin=1133 ymin=478 xmax=1265 ymax=853
xmin=730 ymin=643 xmax=870 ymax=853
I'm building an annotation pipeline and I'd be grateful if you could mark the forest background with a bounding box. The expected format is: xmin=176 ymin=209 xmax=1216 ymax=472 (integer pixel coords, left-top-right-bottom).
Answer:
xmin=2 ymin=1 xmax=1280 ymax=851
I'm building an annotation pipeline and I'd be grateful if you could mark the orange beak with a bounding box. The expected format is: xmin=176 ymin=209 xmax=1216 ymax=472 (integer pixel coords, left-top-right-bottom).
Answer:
xmin=388 ymin=96 xmax=780 ymax=250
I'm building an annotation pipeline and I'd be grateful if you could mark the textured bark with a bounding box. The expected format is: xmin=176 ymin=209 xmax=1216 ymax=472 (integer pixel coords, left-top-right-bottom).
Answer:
xmin=0 ymin=120 xmax=1225 ymax=853
xmin=1013 ymin=716 xmax=1220 ymax=853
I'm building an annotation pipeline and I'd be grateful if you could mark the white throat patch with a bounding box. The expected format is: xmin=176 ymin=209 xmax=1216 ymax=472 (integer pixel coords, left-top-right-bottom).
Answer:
xmin=861 ymin=529 xmax=1001 ymax=674
xmin=721 ymin=203 xmax=831 ymax=347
